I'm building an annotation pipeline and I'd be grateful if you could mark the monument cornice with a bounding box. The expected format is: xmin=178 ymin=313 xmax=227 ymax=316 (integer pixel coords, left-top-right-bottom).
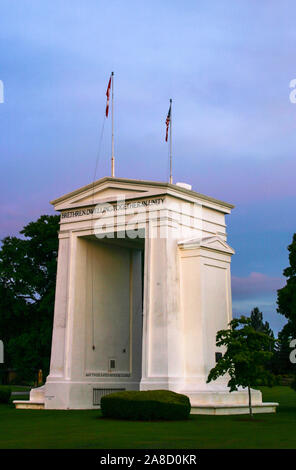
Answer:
xmin=50 ymin=176 xmax=234 ymax=214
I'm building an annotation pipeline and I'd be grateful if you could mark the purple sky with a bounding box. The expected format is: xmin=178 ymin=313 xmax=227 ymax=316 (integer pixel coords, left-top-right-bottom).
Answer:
xmin=0 ymin=1 xmax=295 ymax=333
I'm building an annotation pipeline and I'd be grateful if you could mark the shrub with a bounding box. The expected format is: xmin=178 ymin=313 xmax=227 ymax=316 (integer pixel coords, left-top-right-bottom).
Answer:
xmin=0 ymin=386 xmax=11 ymax=404
xmin=100 ymin=390 xmax=191 ymax=421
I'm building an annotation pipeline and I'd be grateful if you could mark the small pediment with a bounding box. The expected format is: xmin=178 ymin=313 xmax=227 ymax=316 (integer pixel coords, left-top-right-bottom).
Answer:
xmin=73 ymin=186 xmax=147 ymax=205
xmin=51 ymin=177 xmax=166 ymax=211
xmin=178 ymin=235 xmax=235 ymax=255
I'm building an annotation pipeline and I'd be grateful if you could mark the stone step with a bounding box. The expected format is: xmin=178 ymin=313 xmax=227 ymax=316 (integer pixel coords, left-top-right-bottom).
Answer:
xmin=13 ymin=400 xmax=45 ymax=410
xmin=191 ymin=402 xmax=278 ymax=415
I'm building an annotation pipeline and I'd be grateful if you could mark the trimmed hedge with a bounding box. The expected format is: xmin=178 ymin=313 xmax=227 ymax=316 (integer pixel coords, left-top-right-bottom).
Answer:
xmin=0 ymin=386 xmax=11 ymax=404
xmin=101 ymin=390 xmax=191 ymax=420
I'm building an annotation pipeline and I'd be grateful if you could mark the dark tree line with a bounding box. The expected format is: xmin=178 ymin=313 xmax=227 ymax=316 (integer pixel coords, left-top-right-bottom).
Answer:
xmin=275 ymin=233 xmax=296 ymax=379
xmin=0 ymin=215 xmax=59 ymax=382
xmin=245 ymin=234 xmax=296 ymax=379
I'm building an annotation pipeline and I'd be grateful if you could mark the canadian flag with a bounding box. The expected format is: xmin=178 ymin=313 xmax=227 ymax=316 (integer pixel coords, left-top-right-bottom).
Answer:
xmin=105 ymin=75 xmax=112 ymax=117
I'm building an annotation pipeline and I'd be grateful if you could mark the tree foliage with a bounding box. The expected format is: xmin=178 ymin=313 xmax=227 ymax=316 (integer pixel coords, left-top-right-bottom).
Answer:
xmin=277 ymin=233 xmax=296 ymax=335
xmin=276 ymin=233 xmax=296 ymax=380
xmin=250 ymin=307 xmax=274 ymax=339
xmin=207 ymin=316 xmax=275 ymax=416
xmin=271 ymin=323 xmax=295 ymax=375
xmin=0 ymin=215 xmax=59 ymax=381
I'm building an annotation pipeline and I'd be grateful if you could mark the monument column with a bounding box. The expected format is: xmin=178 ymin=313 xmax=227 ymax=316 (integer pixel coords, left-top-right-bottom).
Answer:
xmin=47 ymin=232 xmax=70 ymax=379
xmin=140 ymin=219 xmax=185 ymax=391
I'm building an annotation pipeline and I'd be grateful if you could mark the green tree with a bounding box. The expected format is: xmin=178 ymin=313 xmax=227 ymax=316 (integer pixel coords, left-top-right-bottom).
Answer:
xmin=250 ymin=307 xmax=274 ymax=339
xmin=277 ymin=233 xmax=296 ymax=335
xmin=276 ymin=233 xmax=296 ymax=380
xmin=0 ymin=215 xmax=59 ymax=381
xmin=249 ymin=308 xmax=274 ymax=374
xmin=207 ymin=316 xmax=275 ymax=417
xmin=271 ymin=323 xmax=294 ymax=375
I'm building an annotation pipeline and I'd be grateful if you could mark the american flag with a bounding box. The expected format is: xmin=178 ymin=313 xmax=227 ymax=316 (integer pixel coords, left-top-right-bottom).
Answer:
xmin=105 ymin=75 xmax=112 ymax=117
xmin=165 ymin=102 xmax=171 ymax=142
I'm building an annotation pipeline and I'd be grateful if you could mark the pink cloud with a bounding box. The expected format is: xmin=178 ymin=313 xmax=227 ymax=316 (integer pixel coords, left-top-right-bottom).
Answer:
xmin=232 ymin=272 xmax=285 ymax=299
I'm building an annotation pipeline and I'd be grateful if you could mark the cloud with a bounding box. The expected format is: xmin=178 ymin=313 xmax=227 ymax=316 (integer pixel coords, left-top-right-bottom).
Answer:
xmin=231 ymin=272 xmax=285 ymax=300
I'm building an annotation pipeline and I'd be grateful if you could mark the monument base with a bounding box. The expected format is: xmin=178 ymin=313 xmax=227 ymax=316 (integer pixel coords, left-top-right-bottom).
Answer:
xmin=14 ymin=382 xmax=279 ymax=414
xmin=15 ymin=380 xmax=141 ymax=410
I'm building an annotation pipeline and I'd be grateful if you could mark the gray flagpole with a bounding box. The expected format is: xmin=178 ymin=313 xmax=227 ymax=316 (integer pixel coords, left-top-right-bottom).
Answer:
xmin=169 ymin=99 xmax=173 ymax=184
xmin=111 ymin=71 xmax=115 ymax=177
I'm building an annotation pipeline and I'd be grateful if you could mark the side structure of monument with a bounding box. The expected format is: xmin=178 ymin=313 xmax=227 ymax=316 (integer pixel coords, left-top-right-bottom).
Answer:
xmin=14 ymin=177 xmax=277 ymax=414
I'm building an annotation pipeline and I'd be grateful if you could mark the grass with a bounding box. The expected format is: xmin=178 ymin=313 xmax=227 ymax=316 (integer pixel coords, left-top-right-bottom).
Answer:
xmin=0 ymin=386 xmax=295 ymax=449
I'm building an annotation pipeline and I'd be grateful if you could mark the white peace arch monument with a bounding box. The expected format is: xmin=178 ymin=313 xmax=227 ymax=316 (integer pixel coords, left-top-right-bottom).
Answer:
xmin=15 ymin=177 xmax=277 ymax=414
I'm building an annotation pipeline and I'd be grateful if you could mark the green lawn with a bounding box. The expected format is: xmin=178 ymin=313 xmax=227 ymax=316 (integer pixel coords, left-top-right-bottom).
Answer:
xmin=0 ymin=386 xmax=295 ymax=449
